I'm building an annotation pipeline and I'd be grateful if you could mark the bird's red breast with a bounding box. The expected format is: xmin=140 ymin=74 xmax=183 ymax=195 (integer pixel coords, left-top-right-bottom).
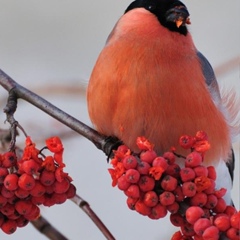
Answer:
xmin=87 ymin=9 xmax=231 ymax=164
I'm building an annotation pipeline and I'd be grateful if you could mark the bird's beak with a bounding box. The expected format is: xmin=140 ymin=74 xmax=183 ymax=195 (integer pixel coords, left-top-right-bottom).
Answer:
xmin=166 ymin=5 xmax=191 ymax=28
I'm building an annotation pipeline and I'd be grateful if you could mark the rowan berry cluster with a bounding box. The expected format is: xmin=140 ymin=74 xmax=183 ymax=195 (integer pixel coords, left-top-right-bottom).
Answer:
xmin=108 ymin=131 xmax=239 ymax=240
xmin=0 ymin=136 xmax=76 ymax=234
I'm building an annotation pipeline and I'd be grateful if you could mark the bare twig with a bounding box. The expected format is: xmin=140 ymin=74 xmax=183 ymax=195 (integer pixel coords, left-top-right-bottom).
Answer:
xmin=3 ymin=90 xmax=28 ymax=151
xmin=31 ymin=215 xmax=68 ymax=240
xmin=71 ymin=194 xmax=115 ymax=240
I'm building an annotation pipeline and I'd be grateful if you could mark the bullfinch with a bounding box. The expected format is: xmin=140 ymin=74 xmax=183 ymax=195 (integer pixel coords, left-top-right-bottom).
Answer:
xmin=87 ymin=0 xmax=239 ymax=205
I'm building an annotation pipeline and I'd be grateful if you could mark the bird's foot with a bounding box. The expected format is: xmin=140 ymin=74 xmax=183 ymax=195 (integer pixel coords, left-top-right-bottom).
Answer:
xmin=103 ymin=136 xmax=123 ymax=162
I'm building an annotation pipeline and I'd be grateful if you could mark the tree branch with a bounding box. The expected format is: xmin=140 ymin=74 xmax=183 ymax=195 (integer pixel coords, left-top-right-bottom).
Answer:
xmin=71 ymin=194 xmax=116 ymax=240
xmin=0 ymin=69 xmax=120 ymax=157
xmin=31 ymin=215 xmax=68 ymax=240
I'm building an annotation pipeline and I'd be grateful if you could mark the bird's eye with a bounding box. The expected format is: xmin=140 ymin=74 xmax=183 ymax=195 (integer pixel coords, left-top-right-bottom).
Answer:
xmin=147 ymin=4 xmax=156 ymax=11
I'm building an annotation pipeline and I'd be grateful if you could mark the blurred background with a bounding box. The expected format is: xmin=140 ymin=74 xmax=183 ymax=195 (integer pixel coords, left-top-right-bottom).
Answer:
xmin=0 ymin=0 xmax=239 ymax=239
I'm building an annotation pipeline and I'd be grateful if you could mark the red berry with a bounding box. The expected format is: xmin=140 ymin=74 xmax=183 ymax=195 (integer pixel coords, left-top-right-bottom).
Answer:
xmin=214 ymin=188 xmax=227 ymax=198
xmin=1 ymin=203 xmax=15 ymax=216
xmin=4 ymin=174 xmax=19 ymax=191
xmin=214 ymin=214 xmax=230 ymax=231
xmin=173 ymin=186 xmax=184 ymax=202
xmin=40 ymin=170 xmax=55 ymax=186
xmin=226 ymin=227 xmax=240 ymax=240
xmin=193 ymin=218 xmax=211 ymax=236
xmin=0 ymin=195 xmax=7 ymax=208
xmin=161 ymin=175 xmax=177 ymax=191
xmin=140 ymin=150 xmax=157 ymax=164
xmin=136 ymin=161 xmax=151 ymax=175
xmin=195 ymin=131 xmax=208 ymax=141
xmin=52 ymin=192 xmax=67 ymax=204
xmin=148 ymin=203 xmax=167 ymax=219
xmin=31 ymin=195 xmax=45 ymax=205
xmin=122 ymin=155 xmax=138 ymax=169
xmin=171 ymin=231 xmax=183 ymax=240
xmin=163 ymin=151 xmax=175 ymax=164
xmin=15 ymin=188 xmax=30 ymax=199
xmin=117 ymin=175 xmax=130 ymax=191
xmin=185 ymin=152 xmax=202 ymax=168
xmin=124 ymin=184 xmax=140 ymax=198
xmin=115 ymin=145 xmax=129 ymax=158
xmin=7 ymin=195 xmax=18 ymax=205
xmin=181 ymin=222 xmax=195 ymax=237
xmin=7 ymin=211 xmax=20 ymax=220
xmin=18 ymin=173 xmax=36 ymax=190
xmin=1 ymin=219 xmax=17 ymax=234
xmin=136 ymin=137 xmax=153 ymax=151
xmin=126 ymin=197 xmax=137 ymax=210
xmin=125 ymin=169 xmax=140 ymax=183
xmin=166 ymin=202 xmax=179 ymax=214
xmin=230 ymin=211 xmax=240 ymax=230
xmin=24 ymin=205 xmax=40 ymax=220
xmin=143 ymin=191 xmax=158 ymax=207
xmin=16 ymin=216 xmax=29 ymax=228
xmin=213 ymin=198 xmax=226 ymax=213
xmin=170 ymin=213 xmax=184 ymax=227
xmin=138 ymin=175 xmax=155 ymax=192
xmin=182 ymin=182 xmax=197 ymax=197
xmin=135 ymin=200 xmax=151 ymax=216
xmin=190 ymin=192 xmax=207 ymax=207
xmin=66 ymin=183 xmax=76 ymax=199
xmin=224 ymin=205 xmax=237 ymax=217
xmin=165 ymin=164 xmax=180 ymax=178
xmin=2 ymin=152 xmax=17 ymax=168
xmin=15 ymin=200 xmax=33 ymax=215
xmin=45 ymin=185 xmax=54 ymax=194
xmin=205 ymin=194 xmax=218 ymax=209
xmin=152 ymin=157 xmax=168 ymax=170
xmin=179 ymin=135 xmax=196 ymax=149
xmin=52 ymin=178 xmax=70 ymax=194
xmin=159 ymin=191 xmax=175 ymax=206
xmin=202 ymin=226 xmax=219 ymax=240
xmin=186 ymin=206 xmax=204 ymax=224
xmin=30 ymin=180 xmax=46 ymax=197
xmin=207 ymin=166 xmax=216 ymax=180
xmin=0 ymin=167 xmax=9 ymax=184
xmin=180 ymin=168 xmax=196 ymax=182
xmin=20 ymin=159 xmax=40 ymax=174
xmin=43 ymin=195 xmax=55 ymax=207
xmin=194 ymin=166 xmax=208 ymax=177
xmin=203 ymin=179 xmax=216 ymax=195
xmin=1 ymin=186 xmax=15 ymax=198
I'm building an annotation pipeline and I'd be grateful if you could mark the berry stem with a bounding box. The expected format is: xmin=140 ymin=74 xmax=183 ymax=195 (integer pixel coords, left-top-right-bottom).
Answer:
xmin=71 ymin=194 xmax=116 ymax=240
xmin=172 ymin=151 xmax=186 ymax=159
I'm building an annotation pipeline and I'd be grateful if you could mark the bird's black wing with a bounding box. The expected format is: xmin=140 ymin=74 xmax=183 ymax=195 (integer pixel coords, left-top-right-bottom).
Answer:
xmin=197 ymin=51 xmax=235 ymax=182
xmin=197 ymin=51 xmax=218 ymax=86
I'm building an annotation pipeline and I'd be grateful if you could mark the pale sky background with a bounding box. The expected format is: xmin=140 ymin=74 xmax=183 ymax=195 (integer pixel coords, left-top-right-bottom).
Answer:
xmin=0 ymin=1 xmax=239 ymax=239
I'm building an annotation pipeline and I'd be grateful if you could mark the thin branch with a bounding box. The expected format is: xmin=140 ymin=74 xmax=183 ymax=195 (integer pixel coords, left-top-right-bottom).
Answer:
xmin=31 ymin=215 xmax=68 ymax=240
xmin=0 ymin=68 xmax=120 ymax=157
xmin=71 ymin=194 xmax=116 ymax=240
xmin=3 ymin=89 xmax=28 ymax=151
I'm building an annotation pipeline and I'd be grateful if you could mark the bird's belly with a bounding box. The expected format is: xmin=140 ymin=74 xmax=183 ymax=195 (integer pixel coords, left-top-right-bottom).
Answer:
xmin=88 ymin=46 xmax=231 ymax=164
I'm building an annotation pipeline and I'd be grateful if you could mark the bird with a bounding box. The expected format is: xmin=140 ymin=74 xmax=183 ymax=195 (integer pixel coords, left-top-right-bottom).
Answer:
xmin=87 ymin=0 xmax=239 ymax=205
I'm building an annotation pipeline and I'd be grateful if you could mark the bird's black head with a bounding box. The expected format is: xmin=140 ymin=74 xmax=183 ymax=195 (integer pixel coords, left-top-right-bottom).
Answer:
xmin=125 ymin=0 xmax=191 ymax=35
